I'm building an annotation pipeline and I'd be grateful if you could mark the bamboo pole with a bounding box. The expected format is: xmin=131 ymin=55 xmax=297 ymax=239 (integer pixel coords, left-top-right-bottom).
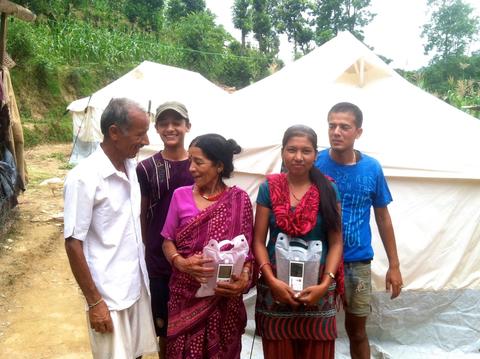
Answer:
xmin=0 ymin=12 xmax=7 ymax=67
xmin=0 ymin=0 xmax=36 ymax=22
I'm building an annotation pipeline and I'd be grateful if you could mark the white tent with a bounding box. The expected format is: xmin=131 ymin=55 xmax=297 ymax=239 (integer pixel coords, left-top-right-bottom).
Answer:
xmin=223 ymin=32 xmax=480 ymax=358
xmin=67 ymin=60 xmax=230 ymax=163
xmin=67 ymin=33 xmax=480 ymax=357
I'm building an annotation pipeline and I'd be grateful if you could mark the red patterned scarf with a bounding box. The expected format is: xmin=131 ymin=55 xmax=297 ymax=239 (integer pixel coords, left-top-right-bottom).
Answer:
xmin=267 ymin=173 xmax=319 ymax=236
xmin=267 ymin=173 xmax=345 ymax=304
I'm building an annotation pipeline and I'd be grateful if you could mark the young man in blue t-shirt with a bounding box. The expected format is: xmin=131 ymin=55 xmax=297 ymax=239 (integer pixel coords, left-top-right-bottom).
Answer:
xmin=315 ymin=102 xmax=403 ymax=359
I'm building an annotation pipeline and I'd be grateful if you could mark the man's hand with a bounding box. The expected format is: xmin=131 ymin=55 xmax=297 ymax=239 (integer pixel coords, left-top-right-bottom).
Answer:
xmin=88 ymin=300 xmax=114 ymax=333
xmin=386 ymin=266 xmax=403 ymax=299
xmin=374 ymin=207 xmax=403 ymax=299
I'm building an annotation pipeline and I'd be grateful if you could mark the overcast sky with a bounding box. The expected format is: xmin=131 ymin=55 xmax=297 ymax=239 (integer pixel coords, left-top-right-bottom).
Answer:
xmin=205 ymin=0 xmax=480 ymax=70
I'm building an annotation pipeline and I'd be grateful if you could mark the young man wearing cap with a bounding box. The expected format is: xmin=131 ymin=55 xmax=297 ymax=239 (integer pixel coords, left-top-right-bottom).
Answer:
xmin=136 ymin=101 xmax=194 ymax=358
xmin=315 ymin=102 xmax=403 ymax=359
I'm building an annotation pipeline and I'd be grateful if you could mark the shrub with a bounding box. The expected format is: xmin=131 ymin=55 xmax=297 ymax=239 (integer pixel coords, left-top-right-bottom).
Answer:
xmin=22 ymin=123 xmax=43 ymax=147
xmin=32 ymin=58 xmax=61 ymax=97
xmin=7 ymin=20 xmax=35 ymax=63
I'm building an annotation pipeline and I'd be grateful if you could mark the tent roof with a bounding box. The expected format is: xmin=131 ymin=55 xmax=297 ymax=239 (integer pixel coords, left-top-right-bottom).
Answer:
xmin=218 ymin=32 xmax=480 ymax=180
xmin=67 ymin=60 xmax=232 ymax=156
xmin=68 ymin=60 xmax=228 ymax=115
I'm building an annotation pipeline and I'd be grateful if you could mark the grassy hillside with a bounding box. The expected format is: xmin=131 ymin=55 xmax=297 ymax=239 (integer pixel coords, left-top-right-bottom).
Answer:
xmin=8 ymin=1 xmax=278 ymax=147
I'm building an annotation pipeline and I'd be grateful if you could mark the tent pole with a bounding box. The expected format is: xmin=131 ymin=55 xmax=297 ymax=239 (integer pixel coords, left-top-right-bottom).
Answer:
xmin=0 ymin=12 xmax=7 ymax=67
xmin=147 ymin=99 xmax=152 ymax=122
xmin=359 ymin=58 xmax=365 ymax=87
xmin=69 ymin=95 xmax=92 ymax=162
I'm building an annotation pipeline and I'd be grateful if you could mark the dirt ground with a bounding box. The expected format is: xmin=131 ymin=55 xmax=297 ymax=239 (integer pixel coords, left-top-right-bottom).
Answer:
xmin=0 ymin=143 xmax=156 ymax=358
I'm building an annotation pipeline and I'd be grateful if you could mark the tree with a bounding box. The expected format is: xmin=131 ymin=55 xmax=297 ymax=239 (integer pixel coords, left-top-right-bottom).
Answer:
xmin=275 ymin=0 xmax=313 ymax=55
xmin=311 ymin=0 xmax=375 ymax=46
xmin=219 ymin=41 xmax=275 ymax=88
xmin=183 ymin=0 xmax=206 ymax=13
xmin=166 ymin=0 xmax=206 ymax=22
xmin=252 ymin=0 xmax=279 ymax=55
xmin=420 ymin=52 xmax=480 ymax=93
xmin=421 ymin=0 xmax=480 ymax=60
xmin=232 ymin=0 xmax=253 ymax=48
xmin=168 ymin=12 xmax=228 ymax=77
xmin=124 ymin=0 xmax=165 ymax=31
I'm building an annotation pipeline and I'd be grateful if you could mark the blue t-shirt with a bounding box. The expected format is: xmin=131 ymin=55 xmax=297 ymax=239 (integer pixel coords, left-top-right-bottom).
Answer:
xmin=315 ymin=149 xmax=392 ymax=262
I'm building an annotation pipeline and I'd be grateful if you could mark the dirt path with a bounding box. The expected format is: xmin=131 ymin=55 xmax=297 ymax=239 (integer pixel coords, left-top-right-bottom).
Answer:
xmin=0 ymin=143 xmax=156 ymax=358
xmin=0 ymin=143 xmax=91 ymax=358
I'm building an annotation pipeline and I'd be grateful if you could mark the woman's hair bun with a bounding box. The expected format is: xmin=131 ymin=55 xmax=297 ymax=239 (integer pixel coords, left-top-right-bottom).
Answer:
xmin=227 ymin=139 xmax=242 ymax=155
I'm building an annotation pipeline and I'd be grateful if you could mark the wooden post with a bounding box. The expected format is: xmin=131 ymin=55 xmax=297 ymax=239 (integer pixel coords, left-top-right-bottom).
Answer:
xmin=0 ymin=1 xmax=36 ymax=22
xmin=0 ymin=12 xmax=7 ymax=67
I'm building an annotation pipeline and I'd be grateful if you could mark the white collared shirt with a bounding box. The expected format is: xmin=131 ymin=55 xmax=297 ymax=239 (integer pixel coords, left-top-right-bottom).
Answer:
xmin=64 ymin=146 xmax=149 ymax=311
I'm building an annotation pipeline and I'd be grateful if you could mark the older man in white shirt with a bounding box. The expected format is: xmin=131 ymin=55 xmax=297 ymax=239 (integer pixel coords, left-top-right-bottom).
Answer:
xmin=64 ymin=98 xmax=158 ymax=358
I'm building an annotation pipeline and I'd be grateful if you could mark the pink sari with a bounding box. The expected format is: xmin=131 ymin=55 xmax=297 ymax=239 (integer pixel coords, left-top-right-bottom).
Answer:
xmin=167 ymin=186 xmax=253 ymax=359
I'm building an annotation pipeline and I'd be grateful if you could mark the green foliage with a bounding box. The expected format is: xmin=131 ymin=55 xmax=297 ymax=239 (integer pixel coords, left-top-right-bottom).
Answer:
xmin=7 ymin=20 xmax=34 ymax=63
xmin=443 ymin=78 xmax=478 ymax=110
xmin=166 ymin=0 xmax=186 ymax=22
xmin=396 ymin=69 xmax=425 ymax=89
xmin=22 ymin=125 xmax=42 ymax=147
xmin=60 ymin=163 xmax=75 ymax=170
xmin=15 ymin=0 xmax=69 ymax=18
xmin=233 ymin=0 xmax=374 ymax=57
xmin=11 ymin=0 xmax=272 ymax=88
xmin=252 ymin=0 xmax=280 ymax=55
xmin=221 ymin=55 xmax=252 ymax=89
xmin=422 ymin=0 xmax=480 ymax=60
xmin=22 ymin=115 xmax=71 ymax=148
xmin=65 ymin=68 xmax=91 ymax=94
xmin=46 ymin=151 xmax=74 ymax=171
xmin=275 ymin=0 xmax=313 ymax=54
xmin=401 ymin=53 xmax=480 ymax=119
xmin=166 ymin=0 xmax=206 ymax=22
xmin=7 ymin=0 xmax=276 ymax=147
xmin=220 ymin=42 xmax=277 ymax=88
xmin=30 ymin=18 xmax=155 ymax=65
xmin=183 ymin=0 xmax=206 ymax=13
xmin=33 ymin=58 xmax=61 ymax=96
xmin=48 ymin=151 xmax=69 ymax=164
xmin=311 ymin=0 xmax=375 ymax=45
xmin=233 ymin=0 xmax=253 ymax=47
xmin=124 ymin=0 xmax=165 ymax=31
xmin=167 ymin=12 xmax=229 ymax=77
xmin=420 ymin=53 xmax=480 ymax=93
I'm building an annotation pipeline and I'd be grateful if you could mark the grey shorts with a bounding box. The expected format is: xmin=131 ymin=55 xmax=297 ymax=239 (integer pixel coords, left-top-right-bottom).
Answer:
xmin=344 ymin=261 xmax=372 ymax=317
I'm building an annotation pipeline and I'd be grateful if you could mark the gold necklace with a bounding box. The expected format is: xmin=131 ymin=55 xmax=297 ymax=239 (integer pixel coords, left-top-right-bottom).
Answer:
xmin=194 ymin=183 xmax=225 ymax=201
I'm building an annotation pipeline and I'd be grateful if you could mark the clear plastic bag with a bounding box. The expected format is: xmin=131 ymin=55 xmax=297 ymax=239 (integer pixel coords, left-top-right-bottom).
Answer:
xmin=274 ymin=232 xmax=323 ymax=291
xmin=195 ymin=234 xmax=249 ymax=298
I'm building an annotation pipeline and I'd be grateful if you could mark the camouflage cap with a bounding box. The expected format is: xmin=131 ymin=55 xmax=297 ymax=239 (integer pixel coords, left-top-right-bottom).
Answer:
xmin=155 ymin=101 xmax=189 ymax=121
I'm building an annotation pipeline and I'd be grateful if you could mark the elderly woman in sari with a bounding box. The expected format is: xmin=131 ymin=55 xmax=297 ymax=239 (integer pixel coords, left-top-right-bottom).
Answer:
xmin=162 ymin=133 xmax=254 ymax=359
